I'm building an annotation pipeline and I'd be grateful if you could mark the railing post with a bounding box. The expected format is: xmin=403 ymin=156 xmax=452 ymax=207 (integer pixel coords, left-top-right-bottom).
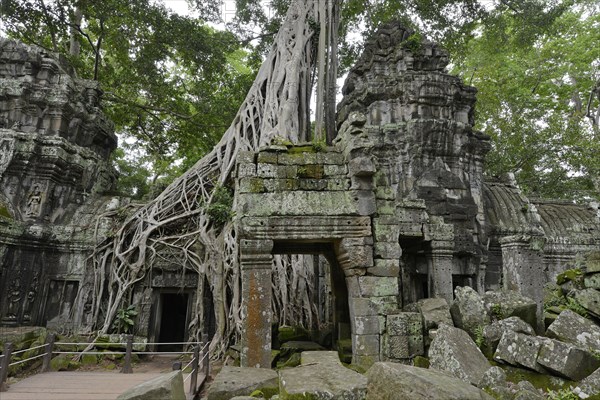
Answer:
xmin=121 ymin=335 xmax=133 ymax=374
xmin=0 ymin=343 xmax=14 ymax=392
xmin=201 ymin=334 xmax=210 ymax=377
xmin=189 ymin=345 xmax=199 ymax=397
xmin=42 ymin=334 xmax=55 ymax=373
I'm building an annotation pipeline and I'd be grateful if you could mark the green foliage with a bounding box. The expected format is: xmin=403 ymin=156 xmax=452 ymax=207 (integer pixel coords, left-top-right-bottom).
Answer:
xmin=311 ymin=138 xmax=327 ymax=152
xmin=0 ymin=202 xmax=12 ymax=219
xmin=205 ymin=185 xmax=234 ymax=228
xmin=547 ymin=388 xmax=580 ymax=400
xmin=565 ymin=297 xmax=589 ymax=318
xmin=474 ymin=325 xmax=485 ymax=348
xmin=401 ymin=33 xmax=423 ymax=52
xmin=111 ymin=305 xmax=138 ymax=334
xmin=490 ymin=304 xmax=506 ymax=321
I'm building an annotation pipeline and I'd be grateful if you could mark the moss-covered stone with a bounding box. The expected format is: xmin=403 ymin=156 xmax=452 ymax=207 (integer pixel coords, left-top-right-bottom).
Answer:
xmin=278 ymin=326 xmax=311 ymax=344
xmin=413 ymin=355 xmax=430 ymax=368
xmin=0 ymin=202 xmax=12 ymax=219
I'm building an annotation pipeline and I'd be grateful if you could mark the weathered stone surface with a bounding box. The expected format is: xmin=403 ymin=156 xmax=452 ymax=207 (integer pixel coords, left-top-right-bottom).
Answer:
xmin=405 ymin=297 xmax=453 ymax=330
xmin=483 ymin=290 xmax=537 ymax=329
xmin=574 ymin=289 xmax=600 ymax=318
xmin=116 ymin=371 xmax=185 ymax=400
xmin=428 ymin=324 xmax=491 ymax=385
xmin=207 ymin=367 xmax=278 ymax=400
xmin=493 ymin=332 xmax=547 ymax=373
xmin=279 ymin=353 xmax=367 ymax=399
xmin=546 ymin=309 xmax=600 ymax=352
xmin=382 ymin=312 xmax=424 ymax=360
xmin=450 ymin=286 xmax=491 ymax=338
xmin=536 ymin=338 xmax=600 ymax=381
xmin=366 ymin=362 xmax=494 ymax=400
xmin=512 ymin=381 xmax=544 ymax=400
xmin=483 ymin=316 xmax=535 ymax=355
xmin=574 ymin=367 xmax=600 ymax=399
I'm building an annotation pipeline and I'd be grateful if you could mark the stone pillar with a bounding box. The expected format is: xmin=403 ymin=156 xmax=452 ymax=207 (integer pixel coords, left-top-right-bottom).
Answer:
xmin=499 ymin=235 xmax=545 ymax=332
xmin=240 ymin=239 xmax=273 ymax=368
xmin=430 ymin=241 xmax=454 ymax=303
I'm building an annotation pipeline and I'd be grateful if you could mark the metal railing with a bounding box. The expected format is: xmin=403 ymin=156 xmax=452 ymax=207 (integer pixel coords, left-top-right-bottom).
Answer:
xmin=0 ymin=334 xmax=210 ymax=397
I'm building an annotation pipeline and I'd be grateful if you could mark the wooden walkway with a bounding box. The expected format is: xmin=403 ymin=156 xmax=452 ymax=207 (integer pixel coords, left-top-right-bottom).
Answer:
xmin=1 ymin=371 xmax=199 ymax=400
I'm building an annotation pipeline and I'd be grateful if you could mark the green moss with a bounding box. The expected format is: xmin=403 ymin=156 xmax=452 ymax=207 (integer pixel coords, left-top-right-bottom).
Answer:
xmin=0 ymin=202 xmax=12 ymax=219
xmin=499 ymin=363 xmax=574 ymax=392
xmin=278 ymin=326 xmax=311 ymax=343
xmin=556 ymin=268 xmax=583 ymax=285
xmin=412 ymin=356 xmax=430 ymax=369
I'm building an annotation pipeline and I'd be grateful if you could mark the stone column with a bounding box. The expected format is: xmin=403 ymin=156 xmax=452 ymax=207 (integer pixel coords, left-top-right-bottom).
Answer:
xmin=240 ymin=239 xmax=273 ymax=368
xmin=430 ymin=241 xmax=454 ymax=302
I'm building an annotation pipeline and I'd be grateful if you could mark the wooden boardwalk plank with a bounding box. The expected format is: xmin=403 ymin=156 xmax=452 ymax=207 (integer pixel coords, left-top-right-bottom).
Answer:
xmin=2 ymin=371 xmax=198 ymax=400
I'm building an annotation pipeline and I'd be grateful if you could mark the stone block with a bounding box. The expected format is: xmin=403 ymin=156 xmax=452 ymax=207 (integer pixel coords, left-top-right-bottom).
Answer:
xmin=373 ymin=241 xmax=401 ymax=259
xmin=574 ymin=367 xmax=600 ymax=399
xmin=353 ymin=334 xmax=380 ymax=356
xmin=383 ymin=312 xmax=424 ymax=359
xmin=358 ymin=276 xmax=398 ymax=297
xmin=276 ymin=165 xmax=297 ymax=179
xmin=207 ymin=367 xmax=278 ymax=400
xmin=279 ymin=363 xmax=367 ymax=400
xmin=256 ymin=163 xmax=278 ymax=178
xmin=348 ymin=156 xmax=375 ymax=177
xmin=237 ymin=163 xmax=256 ymax=178
xmin=373 ymin=222 xmax=399 ymax=242
xmin=483 ymin=316 xmax=535 ymax=355
xmin=257 ymin=151 xmax=278 ymax=163
xmin=324 ymin=164 xmax=347 ymax=176
xmin=117 ymin=370 xmax=185 ymax=400
xmin=546 ymin=309 xmax=600 ymax=352
xmin=354 ymin=315 xmax=385 ymax=335
xmin=375 ymin=186 xmax=395 ymax=200
xmin=574 ymin=288 xmax=600 ymax=318
xmin=368 ymin=259 xmax=400 ymax=277
xmin=237 ymin=177 xmax=264 ymax=193
xmin=316 ymin=151 xmax=345 ymax=165
xmin=493 ymin=332 xmax=547 ymax=373
xmin=428 ymin=324 xmax=491 ymax=385
xmin=236 ymin=151 xmax=255 ymax=163
xmin=537 ymin=338 xmax=600 ymax=381
xmin=483 ymin=290 xmax=537 ymax=329
xmin=584 ymin=273 xmax=600 ymax=290
xmin=349 ymin=296 xmax=398 ymax=318
xmin=450 ymin=286 xmax=490 ymax=339
xmin=404 ymin=298 xmax=453 ymax=330
xmin=376 ymin=199 xmax=396 ymax=215
xmin=327 ymin=178 xmax=351 ymax=191
xmin=366 ymin=363 xmax=494 ymax=400
xmin=298 ymin=178 xmax=328 ymax=191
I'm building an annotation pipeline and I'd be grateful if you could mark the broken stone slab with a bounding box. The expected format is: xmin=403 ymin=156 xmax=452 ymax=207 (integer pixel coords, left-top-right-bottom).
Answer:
xmin=382 ymin=312 xmax=424 ymax=360
xmin=116 ymin=370 xmax=185 ymax=400
xmin=536 ymin=338 xmax=600 ymax=381
xmin=428 ymin=324 xmax=491 ymax=385
xmin=207 ymin=366 xmax=279 ymax=400
xmin=477 ymin=366 xmax=512 ymax=399
xmin=366 ymin=362 xmax=494 ymax=400
xmin=278 ymin=354 xmax=367 ymax=399
xmin=300 ymin=350 xmax=342 ymax=365
xmin=546 ymin=309 xmax=600 ymax=352
xmin=279 ymin=341 xmax=325 ymax=359
xmin=405 ymin=297 xmax=453 ymax=330
xmin=574 ymin=367 xmax=600 ymax=399
xmin=450 ymin=286 xmax=491 ymax=339
xmin=483 ymin=316 xmax=535 ymax=356
xmin=483 ymin=290 xmax=538 ymax=329
xmin=493 ymin=331 xmax=548 ymax=373
xmin=512 ymin=381 xmax=544 ymax=400
xmin=574 ymin=288 xmax=600 ymax=318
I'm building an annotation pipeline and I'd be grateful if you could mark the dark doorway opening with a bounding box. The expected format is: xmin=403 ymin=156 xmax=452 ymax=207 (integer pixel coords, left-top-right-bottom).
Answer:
xmin=158 ymin=293 xmax=189 ymax=352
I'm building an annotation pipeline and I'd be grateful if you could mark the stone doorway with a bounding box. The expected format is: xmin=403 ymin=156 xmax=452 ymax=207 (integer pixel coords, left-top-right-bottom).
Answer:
xmin=153 ymin=291 xmax=190 ymax=351
xmin=271 ymin=243 xmax=351 ymax=352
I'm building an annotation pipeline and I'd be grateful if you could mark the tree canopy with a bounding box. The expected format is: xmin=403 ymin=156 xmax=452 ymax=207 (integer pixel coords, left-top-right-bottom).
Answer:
xmin=1 ymin=0 xmax=598 ymax=199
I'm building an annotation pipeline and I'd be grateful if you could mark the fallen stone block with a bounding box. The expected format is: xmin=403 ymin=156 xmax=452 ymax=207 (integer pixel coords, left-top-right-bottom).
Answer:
xmin=574 ymin=367 xmax=600 ymax=399
xmin=366 ymin=362 xmax=494 ymax=400
xmin=279 ymin=356 xmax=367 ymax=399
xmin=382 ymin=312 xmax=424 ymax=360
xmin=116 ymin=370 xmax=185 ymax=400
xmin=483 ymin=290 xmax=538 ymax=329
xmin=537 ymin=338 xmax=600 ymax=381
xmin=546 ymin=309 xmax=600 ymax=352
xmin=483 ymin=316 xmax=535 ymax=355
xmin=428 ymin=324 xmax=491 ymax=385
xmin=405 ymin=297 xmax=453 ymax=330
xmin=574 ymin=289 xmax=600 ymax=318
xmin=493 ymin=331 xmax=547 ymax=373
xmin=450 ymin=286 xmax=490 ymax=339
xmin=207 ymin=366 xmax=278 ymax=400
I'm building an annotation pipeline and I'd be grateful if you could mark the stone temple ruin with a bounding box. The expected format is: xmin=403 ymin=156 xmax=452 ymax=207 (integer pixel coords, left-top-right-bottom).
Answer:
xmin=1 ymin=23 xmax=600 ymax=369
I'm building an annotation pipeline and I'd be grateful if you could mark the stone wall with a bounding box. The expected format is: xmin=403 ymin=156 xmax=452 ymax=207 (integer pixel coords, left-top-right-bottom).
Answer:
xmin=0 ymin=38 xmax=121 ymax=329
